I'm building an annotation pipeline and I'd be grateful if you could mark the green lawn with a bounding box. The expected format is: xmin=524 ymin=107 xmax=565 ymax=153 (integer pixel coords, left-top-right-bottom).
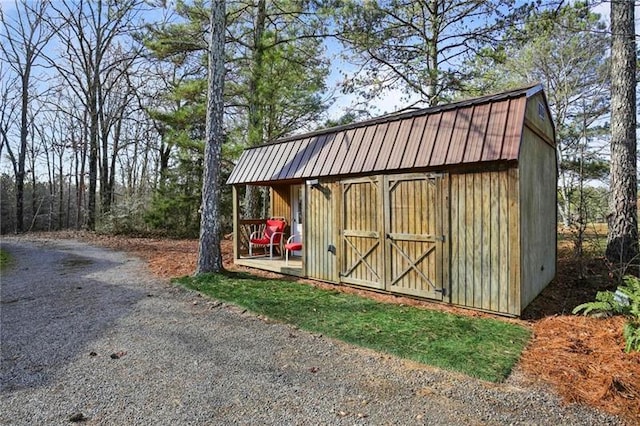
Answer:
xmin=176 ymin=272 xmax=530 ymax=382
xmin=0 ymin=248 xmax=11 ymax=271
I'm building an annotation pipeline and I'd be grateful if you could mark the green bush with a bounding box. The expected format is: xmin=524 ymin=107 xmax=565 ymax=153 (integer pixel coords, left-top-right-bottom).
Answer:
xmin=573 ymin=275 xmax=640 ymax=353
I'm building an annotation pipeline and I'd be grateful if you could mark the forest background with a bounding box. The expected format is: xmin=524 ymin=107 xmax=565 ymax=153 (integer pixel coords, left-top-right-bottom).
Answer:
xmin=0 ymin=0 xmax=637 ymax=266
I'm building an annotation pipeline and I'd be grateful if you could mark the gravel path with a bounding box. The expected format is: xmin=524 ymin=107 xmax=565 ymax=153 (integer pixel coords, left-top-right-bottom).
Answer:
xmin=0 ymin=237 xmax=625 ymax=425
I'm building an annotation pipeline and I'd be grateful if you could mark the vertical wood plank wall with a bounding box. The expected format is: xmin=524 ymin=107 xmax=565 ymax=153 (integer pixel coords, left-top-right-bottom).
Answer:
xmin=384 ymin=174 xmax=448 ymax=300
xmin=271 ymin=185 xmax=292 ymax=225
xmin=263 ymin=151 xmax=553 ymax=316
xmin=339 ymin=177 xmax=384 ymax=288
xmin=305 ymin=181 xmax=338 ymax=282
xmin=524 ymin=92 xmax=554 ymax=144
xmin=519 ymin=127 xmax=557 ymax=308
xmin=449 ymin=169 xmax=521 ymax=315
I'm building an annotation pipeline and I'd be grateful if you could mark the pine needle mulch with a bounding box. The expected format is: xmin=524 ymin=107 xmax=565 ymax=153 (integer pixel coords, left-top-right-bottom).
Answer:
xmin=521 ymin=315 xmax=640 ymax=422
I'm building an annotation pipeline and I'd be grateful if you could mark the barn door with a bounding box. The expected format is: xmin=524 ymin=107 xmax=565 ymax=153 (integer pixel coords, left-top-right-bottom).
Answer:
xmin=340 ymin=177 xmax=384 ymax=289
xmin=384 ymin=174 xmax=448 ymax=300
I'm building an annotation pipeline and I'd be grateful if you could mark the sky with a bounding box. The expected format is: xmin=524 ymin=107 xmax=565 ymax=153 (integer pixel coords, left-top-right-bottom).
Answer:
xmin=324 ymin=1 xmax=640 ymax=121
xmin=1 ymin=1 xmax=639 ymax=123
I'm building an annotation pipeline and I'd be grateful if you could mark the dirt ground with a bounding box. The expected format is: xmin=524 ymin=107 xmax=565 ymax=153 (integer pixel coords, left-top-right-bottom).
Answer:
xmin=25 ymin=231 xmax=640 ymax=422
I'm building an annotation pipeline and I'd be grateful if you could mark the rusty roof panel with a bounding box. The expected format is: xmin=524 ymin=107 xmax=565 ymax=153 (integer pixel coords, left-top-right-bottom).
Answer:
xmin=227 ymin=84 xmax=552 ymax=185
xmin=399 ymin=115 xmax=428 ymax=169
xmin=482 ymin=100 xmax=509 ymax=161
xmin=374 ymin=120 xmax=401 ymax=171
xmin=318 ymin=132 xmax=345 ymax=176
xmin=502 ymin=98 xmax=526 ymax=160
xmin=414 ymin=112 xmax=442 ymax=168
xmin=298 ymin=134 xmax=328 ymax=178
xmin=363 ymin=123 xmax=389 ymax=173
xmin=341 ymin=126 xmax=368 ymax=174
xmin=386 ymin=118 xmax=412 ymax=170
xmin=464 ymin=104 xmax=491 ymax=164
xmin=351 ymin=124 xmax=379 ymax=174
xmin=446 ymin=107 xmax=471 ymax=164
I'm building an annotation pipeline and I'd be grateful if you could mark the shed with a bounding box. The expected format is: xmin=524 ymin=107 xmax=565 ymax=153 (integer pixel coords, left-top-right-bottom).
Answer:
xmin=227 ymin=84 xmax=557 ymax=316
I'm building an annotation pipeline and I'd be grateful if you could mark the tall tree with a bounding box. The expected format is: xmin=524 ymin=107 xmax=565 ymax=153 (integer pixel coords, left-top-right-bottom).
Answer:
xmin=227 ymin=0 xmax=329 ymax=217
xmin=196 ymin=0 xmax=226 ymax=274
xmin=465 ymin=2 xmax=610 ymax=231
xmin=334 ymin=0 xmax=531 ymax=107
xmin=50 ymin=0 xmax=144 ymax=230
xmin=0 ymin=0 xmax=54 ymax=232
xmin=144 ymin=0 xmax=329 ymax=229
xmin=606 ymin=0 xmax=638 ymax=265
xmin=0 ymin=62 xmax=18 ymax=166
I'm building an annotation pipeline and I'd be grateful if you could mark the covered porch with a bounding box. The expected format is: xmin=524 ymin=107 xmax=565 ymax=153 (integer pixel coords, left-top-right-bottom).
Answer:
xmin=231 ymin=187 xmax=305 ymax=277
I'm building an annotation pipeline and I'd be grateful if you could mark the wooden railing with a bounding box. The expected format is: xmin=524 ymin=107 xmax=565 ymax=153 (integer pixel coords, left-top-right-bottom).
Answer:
xmin=237 ymin=219 xmax=266 ymax=255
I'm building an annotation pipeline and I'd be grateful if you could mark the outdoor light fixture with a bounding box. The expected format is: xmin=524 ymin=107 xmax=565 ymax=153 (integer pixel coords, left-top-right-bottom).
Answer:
xmin=306 ymin=179 xmax=321 ymax=189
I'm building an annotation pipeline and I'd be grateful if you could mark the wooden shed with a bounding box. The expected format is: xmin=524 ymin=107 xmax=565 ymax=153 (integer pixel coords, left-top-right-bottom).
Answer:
xmin=227 ymin=84 xmax=557 ymax=316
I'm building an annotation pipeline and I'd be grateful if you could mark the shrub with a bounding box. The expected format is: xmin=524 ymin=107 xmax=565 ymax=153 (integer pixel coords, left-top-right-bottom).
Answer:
xmin=573 ymin=275 xmax=640 ymax=353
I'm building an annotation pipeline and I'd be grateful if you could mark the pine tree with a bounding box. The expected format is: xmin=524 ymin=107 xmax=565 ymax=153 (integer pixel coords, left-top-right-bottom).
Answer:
xmin=606 ymin=0 xmax=638 ymax=265
xmin=196 ymin=0 xmax=226 ymax=274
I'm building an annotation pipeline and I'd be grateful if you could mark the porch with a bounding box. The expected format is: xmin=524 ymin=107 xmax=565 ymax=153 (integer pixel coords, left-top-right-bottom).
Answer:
xmin=232 ymin=212 xmax=305 ymax=277
xmin=235 ymin=256 xmax=304 ymax=277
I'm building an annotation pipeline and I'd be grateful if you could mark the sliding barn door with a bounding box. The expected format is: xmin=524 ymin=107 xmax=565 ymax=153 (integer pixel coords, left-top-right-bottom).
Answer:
xmin=340 ymin=177 xmax=384 ymax=289
xmin=385 ymin=174 xmax=448 ymax=300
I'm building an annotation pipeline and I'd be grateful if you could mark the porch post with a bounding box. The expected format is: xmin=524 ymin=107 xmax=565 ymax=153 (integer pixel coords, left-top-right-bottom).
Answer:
xmin=232 ymin=185 xmax=240 ymax=260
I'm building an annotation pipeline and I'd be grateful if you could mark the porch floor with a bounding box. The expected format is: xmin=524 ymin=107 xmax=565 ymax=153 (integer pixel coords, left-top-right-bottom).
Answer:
xmin=235 ymin=255 xmax=304 ymax=277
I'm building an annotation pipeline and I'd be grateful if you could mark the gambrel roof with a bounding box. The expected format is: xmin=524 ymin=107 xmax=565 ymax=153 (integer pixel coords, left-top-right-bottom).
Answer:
xmin=227 ymin=83 xmax=553 ymax=185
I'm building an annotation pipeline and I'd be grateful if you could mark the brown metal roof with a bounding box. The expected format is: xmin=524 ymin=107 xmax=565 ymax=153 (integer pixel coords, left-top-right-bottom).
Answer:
xmin=227 ymin=84 xmax=550 ymax=185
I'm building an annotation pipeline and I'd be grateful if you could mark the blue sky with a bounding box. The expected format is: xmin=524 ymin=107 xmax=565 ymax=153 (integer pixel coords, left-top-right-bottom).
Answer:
xmin=1 ymin=0 xmax=638 ymax=122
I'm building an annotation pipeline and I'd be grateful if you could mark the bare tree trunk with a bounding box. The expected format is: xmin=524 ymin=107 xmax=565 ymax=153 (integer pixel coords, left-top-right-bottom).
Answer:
xmin=196 ymin=0 xmax=226 ymax=274
xmin=58 ymin=150 xmax=64 ymax=230
xmin=0 ymin=1 xmax=53 ymax=232
xmin=43 ymin=135 xmax=54 ymax=231
xmin=606 ymin=0 xmax=638 ymax=265
xmin=88 ymin=108 xmax=98 ymax=230
xmin=16 ymin=72 xmax=28 ymax=233
xmin=243 ymin=0 xmax=267 ymax=220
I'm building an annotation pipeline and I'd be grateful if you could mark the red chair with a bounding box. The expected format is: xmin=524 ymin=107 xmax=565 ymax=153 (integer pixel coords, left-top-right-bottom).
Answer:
xmin=284 ymin=234 xmax=303 ymax=265
xmin=249 ymin=218 xmax=286 ymax=259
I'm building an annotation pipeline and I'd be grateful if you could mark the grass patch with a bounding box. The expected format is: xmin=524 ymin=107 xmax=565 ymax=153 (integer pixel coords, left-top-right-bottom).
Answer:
xmin=0 ymin=248 xmax=11 ymax=271
xmin=175 ymin=272 xmax=530 ymax=382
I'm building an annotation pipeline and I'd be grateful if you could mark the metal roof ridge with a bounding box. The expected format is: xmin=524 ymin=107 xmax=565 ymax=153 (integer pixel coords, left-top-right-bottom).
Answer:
xmin=250 ymin=83 xmax=542 ymax=150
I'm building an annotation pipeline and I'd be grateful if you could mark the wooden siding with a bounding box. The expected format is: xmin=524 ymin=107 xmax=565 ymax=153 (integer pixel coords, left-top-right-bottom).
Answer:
xmin=449 ymin=169 xmax=521 ymax=315
xmin=230 ymin=85 xmax=557 ymax=317
xmin=271 ymin=185 xmax=291 ymax=224
xmin=340 ymin=177 xmax=385 ymax=289
xmin=519 ymin=127 xmax=557 ymax=309
xmin=305 ymin=182 xmax=338 ymax=282
xmin=524 ymin=92 xmax=555 ymax=146
xmin=384 ymin=174 xmax=448 ymax=299
xmin=227 ymin=85 xmax=543 ymax=185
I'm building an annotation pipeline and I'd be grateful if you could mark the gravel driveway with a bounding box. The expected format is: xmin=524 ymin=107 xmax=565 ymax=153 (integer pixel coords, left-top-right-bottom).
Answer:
xmin=0 ymin=237 xmax=624 ymax=425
